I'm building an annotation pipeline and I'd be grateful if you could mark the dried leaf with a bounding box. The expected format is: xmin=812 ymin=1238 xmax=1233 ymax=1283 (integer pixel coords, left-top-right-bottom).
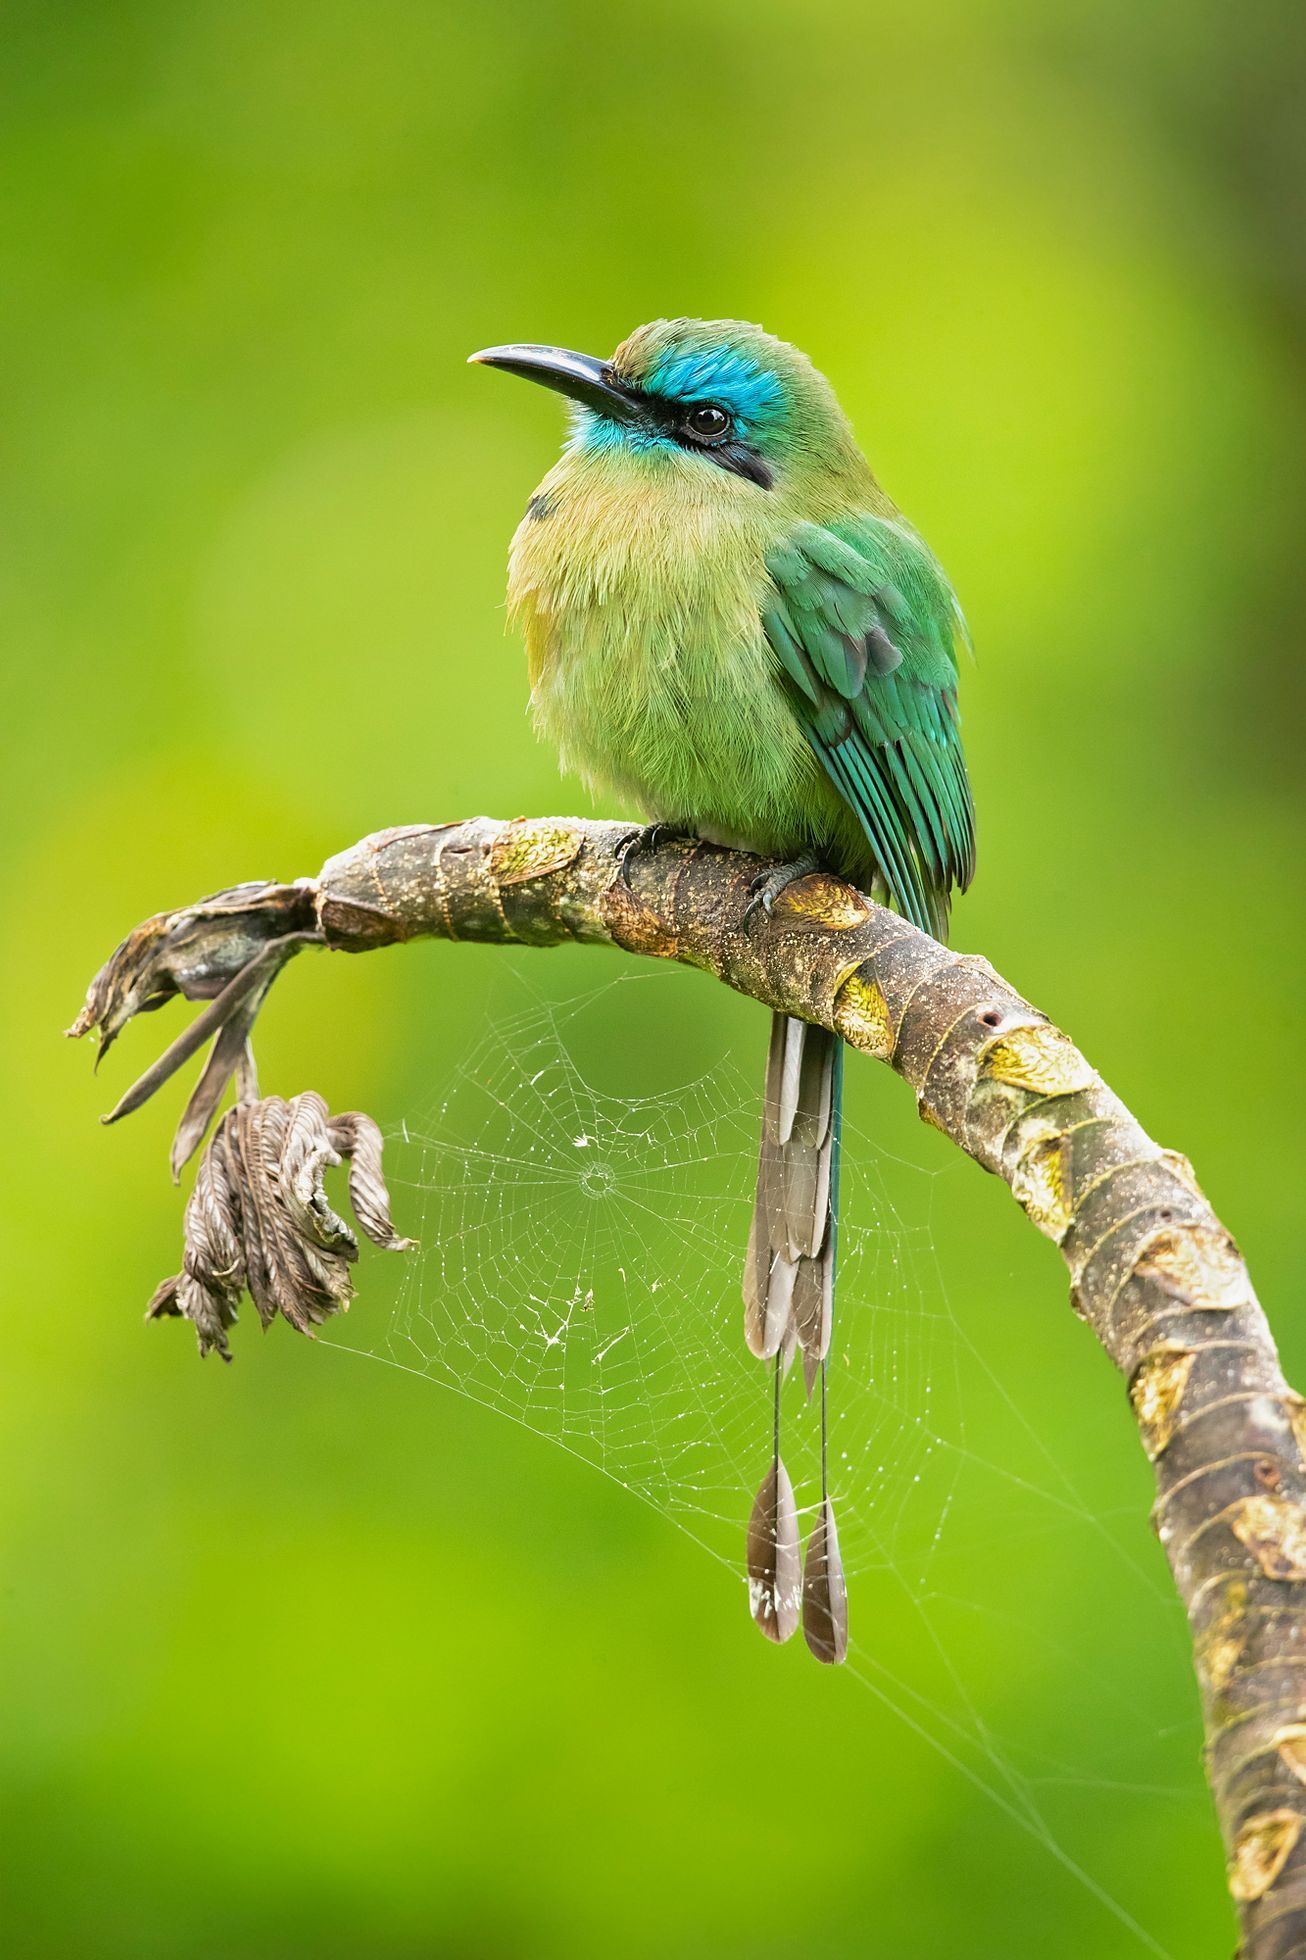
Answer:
xmin=747 ymin=1458 xmax=800 ymax=1644
xmin=327 ymin=1110 xmax=412 ymax=1250
xmin=167 ymin=968 xmax=278 ymax=1180
xmin=75 ymin=922 xmax=322 ymax=1188
xmin=69 ymin=885 xmax=317 ymax=1058
xmin=148 ymin=1091 xmax=412 ymax=1361
xmin=802 ymin=1496 xmax=849 ymax=1665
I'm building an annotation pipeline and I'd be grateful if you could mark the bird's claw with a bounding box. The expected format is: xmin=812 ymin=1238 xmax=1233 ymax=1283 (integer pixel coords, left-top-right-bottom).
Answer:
xmin=616 ymin=822 xmax=687 ymax=889
xmin=742 ymin=855 xmax=823 ymax=930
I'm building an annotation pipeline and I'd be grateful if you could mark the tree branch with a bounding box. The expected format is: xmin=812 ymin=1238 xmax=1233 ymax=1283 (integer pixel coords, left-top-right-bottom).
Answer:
xmin=71 ymin=816 xmax=1306 ymax=1956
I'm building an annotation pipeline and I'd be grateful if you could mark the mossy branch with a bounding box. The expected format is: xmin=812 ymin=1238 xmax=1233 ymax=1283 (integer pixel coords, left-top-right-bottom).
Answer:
xmin=72 ymin=816 xmax=1306 ymax=1957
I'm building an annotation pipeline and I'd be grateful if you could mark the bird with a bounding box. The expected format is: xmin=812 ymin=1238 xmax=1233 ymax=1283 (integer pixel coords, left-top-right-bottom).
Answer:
xmin=471 ymin=319 xmax=975 ymax=1664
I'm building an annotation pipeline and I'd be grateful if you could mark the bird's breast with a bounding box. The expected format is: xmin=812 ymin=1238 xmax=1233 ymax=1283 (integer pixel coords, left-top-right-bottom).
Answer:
xmin=505 ymin=460 xmax=824 ymax=850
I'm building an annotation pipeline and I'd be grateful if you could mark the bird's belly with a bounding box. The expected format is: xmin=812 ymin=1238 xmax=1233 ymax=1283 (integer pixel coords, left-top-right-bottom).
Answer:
xmin=531 ymin=601 xmax=835 ymax=862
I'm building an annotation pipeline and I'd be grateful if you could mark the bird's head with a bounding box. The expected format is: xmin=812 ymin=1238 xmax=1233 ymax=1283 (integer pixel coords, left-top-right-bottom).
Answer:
xmin=470 ymin=318 xmax=866 ymax=496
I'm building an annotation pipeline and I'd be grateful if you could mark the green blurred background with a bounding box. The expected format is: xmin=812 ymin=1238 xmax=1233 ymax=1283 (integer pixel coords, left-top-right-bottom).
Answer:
xmin=5 ymin=2 xmax=1305 ymax=1954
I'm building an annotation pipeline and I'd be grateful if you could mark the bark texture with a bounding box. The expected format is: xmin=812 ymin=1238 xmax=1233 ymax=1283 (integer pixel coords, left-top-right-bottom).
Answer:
xmin=73 ymin=816 xmax=1306 ymax=1957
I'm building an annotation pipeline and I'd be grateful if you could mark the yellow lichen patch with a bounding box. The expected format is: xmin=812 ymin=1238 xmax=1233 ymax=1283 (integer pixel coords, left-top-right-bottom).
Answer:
xmin=772 ymin=873 xmax=871 ymax=930
xmin=981 ymin=1023 xmax=1095 ymax=1098
xmin=1277 ymin=1728 xmax=1306 ymax=1788
xmin=1136 ymin=1224 xmax=1251 ymax=1311
xmin=1231 ymin=1494 xmax=1306 ymax=1582
xmin=1199 ymin=1580 xmax=1248 ymax=1694
xmin=1129 ymin=1345 xmax=1196 ymax=1460
xmin=490 ymin=821 xmax=584 ymax=888
xmin=1012 ymin=1132 xmax=1074 ymax=1240
xmin=833 ymin=971 xmax=893 ymax=1059
xmin=1228 ymin=1809 xmax=1302 ymax=1902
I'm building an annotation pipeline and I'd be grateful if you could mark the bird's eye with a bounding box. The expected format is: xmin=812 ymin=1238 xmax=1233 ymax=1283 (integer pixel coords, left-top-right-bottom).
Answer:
xmin=686 ymin=403 xmax=730 ymax=441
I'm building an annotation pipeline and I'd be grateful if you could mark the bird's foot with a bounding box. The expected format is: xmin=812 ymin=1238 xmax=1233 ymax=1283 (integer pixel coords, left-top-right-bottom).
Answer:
xmin=743 ymin=854 xmax=823 ymax=929
xmin=615 ymin=821 xmax=689 ymax=889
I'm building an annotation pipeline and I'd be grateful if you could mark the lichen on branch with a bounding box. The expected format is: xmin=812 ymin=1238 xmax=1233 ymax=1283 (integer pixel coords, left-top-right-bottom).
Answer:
xmin=71 ymin=815 xmax=1306 ymax=1957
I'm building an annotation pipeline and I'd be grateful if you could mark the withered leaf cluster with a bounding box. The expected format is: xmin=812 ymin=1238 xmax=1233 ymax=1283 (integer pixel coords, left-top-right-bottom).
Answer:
xmin=147 ymin=1093 xmax=412 ymax=1361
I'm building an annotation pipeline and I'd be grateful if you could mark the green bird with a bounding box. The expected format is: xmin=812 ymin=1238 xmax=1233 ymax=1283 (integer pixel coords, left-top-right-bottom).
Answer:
xmin=472 ymin=319 xmax=975 ymax=1664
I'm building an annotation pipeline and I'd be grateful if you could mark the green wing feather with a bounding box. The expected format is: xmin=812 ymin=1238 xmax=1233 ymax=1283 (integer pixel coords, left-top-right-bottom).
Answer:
xmin=762 ymin=515 xmax=975 ymax=939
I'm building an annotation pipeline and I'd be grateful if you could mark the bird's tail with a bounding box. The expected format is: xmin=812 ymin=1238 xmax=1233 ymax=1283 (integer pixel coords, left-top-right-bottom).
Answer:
xmin=743 ymin=1012 xmax=848 ymax=1663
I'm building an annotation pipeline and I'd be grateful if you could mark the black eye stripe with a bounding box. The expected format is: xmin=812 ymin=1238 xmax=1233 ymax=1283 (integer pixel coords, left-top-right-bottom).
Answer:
xmin=601 ymin=373 xmax=773 ymax=489
xmin=711 ymin=443 xmax=773 ymax=490
xmin=603 ymin=372 xmax=724 ymax=428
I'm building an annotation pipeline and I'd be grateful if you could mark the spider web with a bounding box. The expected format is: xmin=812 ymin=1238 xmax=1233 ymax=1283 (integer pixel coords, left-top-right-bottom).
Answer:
xmin=324 ymin=963 xmax=1206 ymax=1954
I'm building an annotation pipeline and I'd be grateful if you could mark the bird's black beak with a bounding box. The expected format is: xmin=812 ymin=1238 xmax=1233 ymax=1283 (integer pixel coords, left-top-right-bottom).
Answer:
xmin=468 ymin=344 xmax=644 ymax=424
